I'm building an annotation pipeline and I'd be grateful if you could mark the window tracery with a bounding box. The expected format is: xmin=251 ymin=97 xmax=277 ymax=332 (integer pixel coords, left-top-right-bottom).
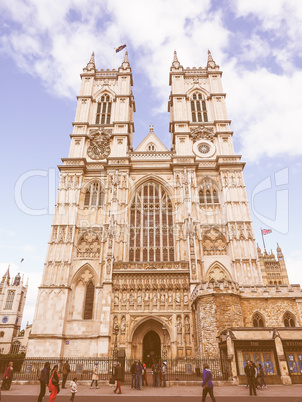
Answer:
xmin=129 ymin=181 xmax=174 ymax=262
xmin=284 ymin=311 xmax=295 ymax=327
xmin=83 ymin=182 xmax=105 ymax=208
xmin=190 ymin=92 xmax=208 ymax=123
xmin=252 ymin=312 xmax=265 ymax=328
xmin=199 ymin=179 xmax=220 ymax=206
xmin=202 ymin=228 xmax=227 ymax=256
xmin=83 ymin=280 xmax=95 ymax=320
xmin=96 ymin=94 xmax=112 ymax=125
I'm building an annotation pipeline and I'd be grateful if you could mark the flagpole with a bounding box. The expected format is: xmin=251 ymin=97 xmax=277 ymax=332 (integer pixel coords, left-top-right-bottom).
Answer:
xmin=261 ymin=228 xmax=266 ymax=250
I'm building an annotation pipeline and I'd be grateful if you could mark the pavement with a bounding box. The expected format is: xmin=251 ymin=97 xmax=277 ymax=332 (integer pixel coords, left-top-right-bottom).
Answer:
xmin=2 ymin=383 xmax=302 ymax=398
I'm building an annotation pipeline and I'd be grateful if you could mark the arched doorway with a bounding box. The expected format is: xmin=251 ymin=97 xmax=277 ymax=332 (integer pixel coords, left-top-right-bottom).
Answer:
xmin=143 ymin=330 xmax=161 ymax=367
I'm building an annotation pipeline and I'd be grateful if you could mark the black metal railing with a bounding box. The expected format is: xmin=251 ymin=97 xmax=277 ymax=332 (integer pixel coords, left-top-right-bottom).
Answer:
xmin=0 ymin=356 xmax=231 ymax=383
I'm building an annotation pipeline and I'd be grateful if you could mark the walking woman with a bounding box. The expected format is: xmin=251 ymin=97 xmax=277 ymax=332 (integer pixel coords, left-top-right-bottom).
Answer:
xmin=90 ymin=363 xmax=99 ymax=389
xmin=1 ymin=361 xmax=13 ymax=390
xmin=48 ymin=364 xmax=60 ymax=402
xmin=201 ymin=363 xmax=216 ymax=402
xmin=113 ymin=362 xmax=123 ymax=394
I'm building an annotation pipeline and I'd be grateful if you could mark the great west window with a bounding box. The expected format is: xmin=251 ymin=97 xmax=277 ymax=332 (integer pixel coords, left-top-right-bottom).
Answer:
xmin=129 ymin=182 xmax=174 ymax=262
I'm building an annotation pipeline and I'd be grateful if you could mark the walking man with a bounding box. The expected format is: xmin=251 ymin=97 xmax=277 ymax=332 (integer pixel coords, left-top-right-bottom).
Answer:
xmin=62 ymin=360 xmax=70 ymax=389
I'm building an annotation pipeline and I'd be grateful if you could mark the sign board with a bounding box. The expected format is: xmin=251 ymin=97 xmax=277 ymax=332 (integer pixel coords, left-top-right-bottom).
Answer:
xmin=25 ymin=364 xmax=32 ymax=374
xmin=185 ymin=364 xmax=192 ymax=375
xmin=76 ymin=364 xmax=83 ymax=375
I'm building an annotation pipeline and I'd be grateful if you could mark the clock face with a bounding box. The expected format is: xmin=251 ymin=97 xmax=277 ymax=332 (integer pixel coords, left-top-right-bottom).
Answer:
xmin=2 ymin=316 xmax=8 ymax=323
xmin=87 ymin=140 xmax=110 ymax=160
xmin=198 ymin=143 xmax=210 ymax=154
xmin=193 ymin=139 xmax=215 ymax=158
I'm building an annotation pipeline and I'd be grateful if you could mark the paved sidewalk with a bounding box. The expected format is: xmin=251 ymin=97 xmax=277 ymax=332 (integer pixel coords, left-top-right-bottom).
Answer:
xmin=2 ymin=383 xmax=302 ymax=398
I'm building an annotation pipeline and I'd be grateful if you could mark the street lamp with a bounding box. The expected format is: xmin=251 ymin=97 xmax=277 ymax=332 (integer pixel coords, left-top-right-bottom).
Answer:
xmin=162 ymin=325 xmax=167 ymax=360
xmin=113 ymin=324 xmax=119 ymax=360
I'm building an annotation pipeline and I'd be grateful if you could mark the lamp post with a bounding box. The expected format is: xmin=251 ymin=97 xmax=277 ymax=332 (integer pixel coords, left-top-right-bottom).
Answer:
xmin=162 ymin=325 xmax=167 ymax=360
xmin=113 ymin=324 xmax=119 ymax=361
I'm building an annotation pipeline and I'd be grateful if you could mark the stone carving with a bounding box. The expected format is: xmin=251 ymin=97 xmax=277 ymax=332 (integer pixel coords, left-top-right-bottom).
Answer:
xmin=77 ymin=231 xmax=101 ymax=258
xmin=177 ymin=316 xmax=182 ymax=333
xmin=202 ymin=228 xmax=227 ymax=256
xmin=121 ymin=316 xmax=126 ymax=333
xmin=185 ymin=316 xmax=190 ymax=333
xmin=190 ymin=126 xmax=214 ymax=143
xmin=207 ymin=266 xmax=230 ymax=282
xmin=129 ymin=290 xmax=134 ymax=305
xmin=114 ymin=292 xmax=119 ymax=305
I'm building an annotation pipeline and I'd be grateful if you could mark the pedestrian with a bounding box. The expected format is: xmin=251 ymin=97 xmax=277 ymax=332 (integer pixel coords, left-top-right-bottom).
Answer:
xmin=143 ymin=361 xmax=148 ymax=386
xmin=37 ymin=362 xmax=50 ymax=402
xmin=135 ymin=360 xmax=143 ymax=390
xmin=62 ymin=360 xmax=71 ymax=389
xmin=113 ymin=362 xmax=123 ymax=394
xmin=48 ymin=364 xmax=60 ymax=402
xmin=130 ymin=361 xmax=136 ymax=389
xmin=201 ymin=363 xmax=216 ymax=402
xmin=252 ymin=361 xmax=260 ymax=389
xmin=152 ymin=361 xmax=159 ymax=387
xmin=161 ymin=362 xmax=167 ymax=387
xmin=244 ymin=360 xmax=257 ymax=396
xmin=258 ymin=363 xmax=267 ymax=389
xmin=90 ymin=363 xmax=99 ymax=389
xmin=1 ymin=361 xmax=13 ymax=390
xmin=70 ymin=377 xmax=78 ymax=402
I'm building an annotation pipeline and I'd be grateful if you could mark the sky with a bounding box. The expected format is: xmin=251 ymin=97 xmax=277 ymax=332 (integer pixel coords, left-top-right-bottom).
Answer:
xmin=0 ymin=0 xmax=302 ymax=328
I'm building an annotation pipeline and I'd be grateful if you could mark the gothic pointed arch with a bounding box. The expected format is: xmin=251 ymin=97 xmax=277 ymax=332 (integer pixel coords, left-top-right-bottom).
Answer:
xmin=283 ymin=311 xmax=296 ymax=327
xmin=186 ymin=89 xmax=209 ymax=123
xmin=202 ymin=228 xmax=227 ymax=255
xmin=252 ymin=312 xmax=265 ymax=328
xmin=69 ymin=264 xmax=97 ymax=320
xmin=81 ymin=179 xmax=106 ymax=209
xmin=205 ymin=261 xmax=232 ymax=282
xmin=129 ymin=180 xmax=174 ymax=262
xmin=199 ymin=177 xmax=220 ymax=207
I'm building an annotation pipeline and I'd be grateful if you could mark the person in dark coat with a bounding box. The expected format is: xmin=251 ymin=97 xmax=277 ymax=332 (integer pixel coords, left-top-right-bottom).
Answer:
xmin=244 ymin=360 xmax=257 ymax=396
xmin=258 ymin=363 xmax=267 ymax=389
xmin=62 ymin=360 xmax=70 ymax=389
xmin=113 ymin=362 xmax=123 ymax=394
xmin=201 ymin=363 xmax=216 ymax=402
xmin=130 ymin=361 xmax=136 ymax=389
xmin=37 ymin=362 xmax=50 ymax=402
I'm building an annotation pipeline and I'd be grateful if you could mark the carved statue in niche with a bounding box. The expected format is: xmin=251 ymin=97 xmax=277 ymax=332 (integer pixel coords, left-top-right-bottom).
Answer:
xmin=177 ymin=316 xmax=182 ymax=334
xmin=153 ymin=292 xmax=158 ymax=304
xmin=121 ymin=316 xmax=126 ymax=333
xmin=168 ymin=292 xmax=173 ymax=304
xmin=129 ymin=290 xmax=134 ymax=305
xmin=137 ymin=291 xmax=142 ymax=305
xmin=176 ymin=292 xmax=181 ymax=304
xmin=161 ymin=294 xmax=165 ymax=304
xmin=113 ymin=316 xmax=118 ymax=328
xmin=184 ymin=293 xmax=188 ymax=304
xmin=122 ymin=292 xmax=127 ymax=305
xmin=185 ymin=316 xmax=190 ymax=333
xmin=114 ymin=292 xmax=119 ymax=305
xmin=145 ymin=291 xmax=149 ymax=303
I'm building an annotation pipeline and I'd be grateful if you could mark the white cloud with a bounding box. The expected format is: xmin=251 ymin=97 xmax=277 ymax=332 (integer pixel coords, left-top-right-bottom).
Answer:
xmin=286 ymin=250 xmax=302 ymax=286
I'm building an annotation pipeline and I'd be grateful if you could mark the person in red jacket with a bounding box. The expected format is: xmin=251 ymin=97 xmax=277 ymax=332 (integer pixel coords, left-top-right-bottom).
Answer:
xmin=1 ymin=361 xmax=13 ymax=390
xmin=48 ymin=364 xmax=60 ymax=402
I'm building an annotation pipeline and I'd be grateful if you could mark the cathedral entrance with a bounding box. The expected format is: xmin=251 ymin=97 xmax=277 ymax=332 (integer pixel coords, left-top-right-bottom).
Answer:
xmin=143 ymin=330 xmax=161 ymax=367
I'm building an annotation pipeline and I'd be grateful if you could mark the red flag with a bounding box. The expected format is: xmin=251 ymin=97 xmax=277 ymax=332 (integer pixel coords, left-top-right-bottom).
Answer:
xmin=115 ymin=44 xmax=126 ymax=53
xmin=261 ymin=229 xmax=272 ymax=235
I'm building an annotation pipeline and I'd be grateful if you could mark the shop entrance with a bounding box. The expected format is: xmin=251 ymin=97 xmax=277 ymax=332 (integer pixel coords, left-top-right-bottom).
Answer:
xmin=143 ymin=330 xmax=161 ymax=367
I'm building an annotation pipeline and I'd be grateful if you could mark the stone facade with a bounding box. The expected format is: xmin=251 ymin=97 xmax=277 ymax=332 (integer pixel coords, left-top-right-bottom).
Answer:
xmin=0 ymin=268 xmax=28 ymax=354
xmin=26 ymin=50 xmax=302 ymax=384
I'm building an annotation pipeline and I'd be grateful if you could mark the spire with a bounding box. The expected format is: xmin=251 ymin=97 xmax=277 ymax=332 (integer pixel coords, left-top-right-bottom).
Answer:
xmin=257 ymin=243 xmax=262 ymax=255
xmin=121 ymin=51 xmax=130 ymax=69
xmin=207 ymin=49 xmax=217 ymax=69
xmin=172 ymin=50 xmax=180 ymax=69
xmin=2 ymin=264 xmax=10 ymax=284
xmin=86 ymin=51 xmax=95 ymax=71
xmin=149 ymin=123 xmax=154 ymax=132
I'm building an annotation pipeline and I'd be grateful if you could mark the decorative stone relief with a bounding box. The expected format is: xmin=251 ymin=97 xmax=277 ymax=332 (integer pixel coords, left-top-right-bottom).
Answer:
xmin=202 ymin=228 xmax=227 ymax=256
xmin=77 ymin=231 xmax=101 ymax=258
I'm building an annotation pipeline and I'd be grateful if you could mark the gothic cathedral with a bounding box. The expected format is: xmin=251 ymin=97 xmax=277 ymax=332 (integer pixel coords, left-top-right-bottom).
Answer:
xmin=27 ymin=51 xmax=302 ymax=385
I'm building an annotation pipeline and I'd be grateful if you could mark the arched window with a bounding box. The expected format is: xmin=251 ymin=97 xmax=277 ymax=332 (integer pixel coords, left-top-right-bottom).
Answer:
xmin=147 ymin=143 xmax=156 ymax=151
xmin=83 ymin=182 xmax=105 ymax=208
xmin=83 ymin=280 xmax=95 ymax=320
xmin=191 ymin=93 xmax=208 ymax=123
xmin=96 ymin=94 xmax=112 ymax=125
xmin=284 ymin=312 xmax=295 ymax=327
xmin=252 ymin=312 xmax=265 ymax=328
xmin=199 ymin=179 xmax=220 ymax=206
xmin=11 ymin=341 xmax=20 ymax=354
xmin=129 ymin=181 xmax=174 ymax=262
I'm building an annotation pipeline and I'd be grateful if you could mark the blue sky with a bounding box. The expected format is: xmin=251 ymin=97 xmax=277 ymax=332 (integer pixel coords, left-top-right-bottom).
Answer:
xmin=1 ymin=0 xmax=302 ymax=327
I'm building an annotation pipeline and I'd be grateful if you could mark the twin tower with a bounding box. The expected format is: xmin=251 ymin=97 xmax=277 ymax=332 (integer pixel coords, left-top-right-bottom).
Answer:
xmin=26 ymin=50 xmax=301 ymax=385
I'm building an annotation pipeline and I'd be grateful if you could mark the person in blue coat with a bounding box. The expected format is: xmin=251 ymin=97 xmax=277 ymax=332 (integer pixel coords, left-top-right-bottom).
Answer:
xmin=201 ymin=363 xmax=216 ymax=402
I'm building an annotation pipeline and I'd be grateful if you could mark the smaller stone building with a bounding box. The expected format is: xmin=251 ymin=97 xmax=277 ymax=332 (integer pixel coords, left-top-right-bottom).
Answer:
xmin=0 ymin=267 xmax=28 ymax=354
xmin=192 ymin=246 xmax=302 ymax=385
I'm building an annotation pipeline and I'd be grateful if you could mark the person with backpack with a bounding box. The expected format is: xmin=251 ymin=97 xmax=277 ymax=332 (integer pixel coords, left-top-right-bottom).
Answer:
xmin=48 ymin=364 xmax=60 ymax=402
xmin=201 ymin=363 xmax=216 ymax=402
xmin=62 ymin=360 xmax=71 ymax=389
xmin=37 ymin=362 xmax=50 ymax=402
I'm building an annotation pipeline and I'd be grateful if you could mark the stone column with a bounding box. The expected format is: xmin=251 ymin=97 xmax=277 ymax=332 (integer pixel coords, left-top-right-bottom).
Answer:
xmin=226 ymin=335 xmax=238 ymax=381
xmin=273 ymin=331 xmax=291 ymax=385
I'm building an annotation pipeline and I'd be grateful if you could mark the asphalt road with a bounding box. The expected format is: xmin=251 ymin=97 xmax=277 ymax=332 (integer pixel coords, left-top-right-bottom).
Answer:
xmin=2 ymin=396 xmax=302 ymax=402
